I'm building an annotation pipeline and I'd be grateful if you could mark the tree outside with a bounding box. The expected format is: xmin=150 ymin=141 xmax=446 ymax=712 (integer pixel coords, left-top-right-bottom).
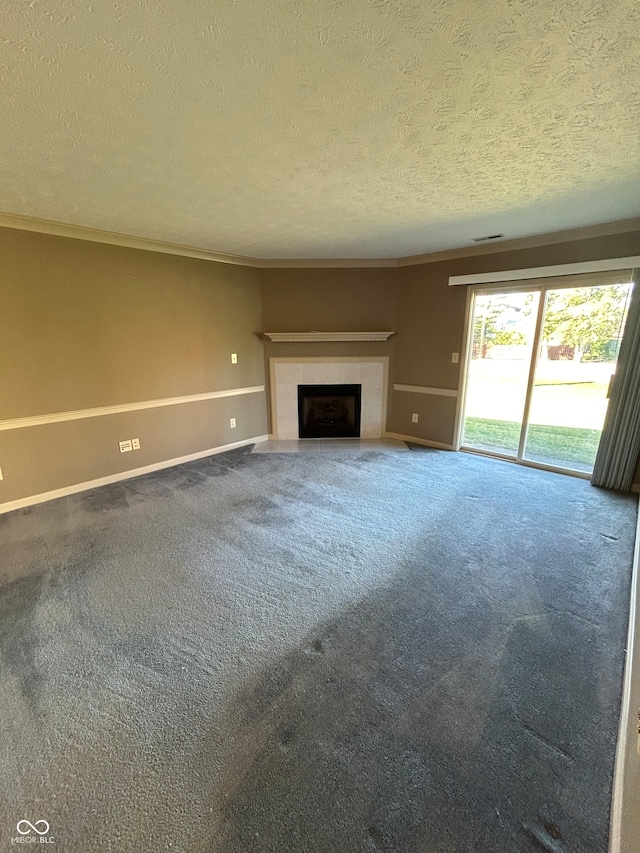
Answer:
xmin=472 ymin=285 xmax=630 ymax=363
xmin=472 ymin=292 xmax=535 ymax=358
xmin=541 ymin=284 xmax=630 ymax=362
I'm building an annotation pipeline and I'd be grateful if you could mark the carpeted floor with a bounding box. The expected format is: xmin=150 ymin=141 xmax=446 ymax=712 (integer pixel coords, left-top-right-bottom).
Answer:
xmin=0 ymin=446 xmax=637 ymax=852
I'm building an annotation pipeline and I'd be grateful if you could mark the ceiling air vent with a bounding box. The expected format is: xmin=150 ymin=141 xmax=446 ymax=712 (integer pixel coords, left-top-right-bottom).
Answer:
xmin=472 ymin=234 xmax=504 ymax=242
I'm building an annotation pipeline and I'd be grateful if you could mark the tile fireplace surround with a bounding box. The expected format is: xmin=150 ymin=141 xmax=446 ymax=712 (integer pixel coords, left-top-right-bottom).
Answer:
xmin=269 ymin=357 xmax=389 ymax=440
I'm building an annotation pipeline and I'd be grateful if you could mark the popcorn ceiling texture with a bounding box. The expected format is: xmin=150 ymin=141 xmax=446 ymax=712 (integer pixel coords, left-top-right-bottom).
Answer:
xmin=1 ymin=0 xmax=639 ymax=258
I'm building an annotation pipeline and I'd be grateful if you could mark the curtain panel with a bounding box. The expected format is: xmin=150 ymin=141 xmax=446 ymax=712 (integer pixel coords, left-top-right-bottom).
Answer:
xmin=592 ymin=269 xmax=640 ymax=491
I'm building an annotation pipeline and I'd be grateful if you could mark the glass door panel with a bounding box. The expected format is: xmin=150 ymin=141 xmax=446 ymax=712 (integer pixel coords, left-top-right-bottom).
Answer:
xmin=462 ymin=290 xmax=540 ymax=457
xmin=523 ymin=281 xmax=633 ymax=473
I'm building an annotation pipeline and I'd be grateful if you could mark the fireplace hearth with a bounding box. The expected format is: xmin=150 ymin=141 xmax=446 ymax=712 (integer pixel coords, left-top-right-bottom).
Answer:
xmin=297 ymin=384 xmax=362 ymax=438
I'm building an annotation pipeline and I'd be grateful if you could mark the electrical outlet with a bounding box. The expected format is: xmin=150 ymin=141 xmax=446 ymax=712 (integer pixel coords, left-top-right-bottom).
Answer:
xmin=231 ymin=353 xmax=238 ymax=364
xmin=131 ymin=438 xmax=140 ymax=450
xmin=452 ymin=352 xmax=460 ymax=363
xmin=119 ymin=440 xmax=133 ymax=453
xmin=411 ymin=413 xmax=419 ymax=423
xmin=0 ymin=466 xmax=3 ymax=481
xmin=230 ymin=418 xmax=237 ymax=429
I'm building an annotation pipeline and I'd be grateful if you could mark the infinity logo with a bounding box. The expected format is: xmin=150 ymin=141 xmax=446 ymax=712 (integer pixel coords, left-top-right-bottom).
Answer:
xmin=17 ymin=821 xmax=50 ymax=836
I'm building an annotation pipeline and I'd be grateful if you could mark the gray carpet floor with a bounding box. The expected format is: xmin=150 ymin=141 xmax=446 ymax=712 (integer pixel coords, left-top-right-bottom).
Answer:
xmin=0 ymin=446 xmax=637 ymax=852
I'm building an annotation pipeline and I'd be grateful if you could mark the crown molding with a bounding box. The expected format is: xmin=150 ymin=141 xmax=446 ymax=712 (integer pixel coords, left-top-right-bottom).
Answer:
xmin=398 ymin=217 xmax=640 ymax=267
xmin=0 ymin=211 xmax=395 ymax=268
xmin=254 ymin=256 xmax=398 ymax=268
xmin=0 ymin=212 xmax=260 ymax=267
xmin=1 ymin=211 xmax=638 ymax=270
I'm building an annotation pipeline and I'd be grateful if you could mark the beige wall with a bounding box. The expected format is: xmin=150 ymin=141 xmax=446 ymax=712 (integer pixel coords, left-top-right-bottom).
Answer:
xmin=259 ymin=268 xmax=399 ymax=433
xmin=260 ymin=236 xmax=640 ymax=487
xmin=0 ymin=228 xmax=267 ymax=505
xmin=4 ymin=224 xmax=639 ymax=506
xmin=260 ymin=268 xmax=399 ymax=333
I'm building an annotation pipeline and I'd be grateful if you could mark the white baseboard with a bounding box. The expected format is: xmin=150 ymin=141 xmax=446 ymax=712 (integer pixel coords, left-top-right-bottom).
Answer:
xmin=0 ymin=435 xmax=268 ymax=515
xmin=610 ymin=505 xmax=640 ymax=852
xmin=384 ymin=431 xmax=454 ymax=451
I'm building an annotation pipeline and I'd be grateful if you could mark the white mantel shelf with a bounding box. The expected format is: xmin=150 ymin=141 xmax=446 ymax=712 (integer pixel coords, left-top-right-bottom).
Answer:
xmin=263 ymin=331 xmax=395 ymax=342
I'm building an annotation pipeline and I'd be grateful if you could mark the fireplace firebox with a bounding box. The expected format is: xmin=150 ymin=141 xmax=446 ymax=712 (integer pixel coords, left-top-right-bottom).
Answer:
xmin=297 ymin=384 xmax=362 ymax=438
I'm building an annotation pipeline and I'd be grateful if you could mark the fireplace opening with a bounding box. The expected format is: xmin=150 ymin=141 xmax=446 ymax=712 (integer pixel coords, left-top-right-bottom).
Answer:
xmin=297 ymin=384 xmax=362 ymax=439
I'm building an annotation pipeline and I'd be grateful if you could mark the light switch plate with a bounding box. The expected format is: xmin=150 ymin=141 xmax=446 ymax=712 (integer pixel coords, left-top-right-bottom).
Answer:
xmin=119 ymin=440 xmax=133 ymax=453
xmin=231 ymin=353 xmax=238 ymax=364
xmin=452 ymin=352 xmax=460 ymax=363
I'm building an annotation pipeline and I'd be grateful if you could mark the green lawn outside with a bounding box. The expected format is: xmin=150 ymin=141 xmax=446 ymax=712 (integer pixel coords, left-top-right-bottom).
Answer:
xmin=465 ymin=359 xmax=612 ymax=429
xmin=462 ymin=417 xmax=601 ymax=472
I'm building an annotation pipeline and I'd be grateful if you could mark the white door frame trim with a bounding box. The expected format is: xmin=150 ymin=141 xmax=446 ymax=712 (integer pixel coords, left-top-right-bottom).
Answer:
xmin=453 ymin=263 xmax=636 ymax=453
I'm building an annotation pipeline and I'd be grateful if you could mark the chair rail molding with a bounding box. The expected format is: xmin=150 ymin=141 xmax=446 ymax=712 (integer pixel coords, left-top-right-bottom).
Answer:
xmin=0 ymin=385 xmax=266 ymax=432
xmin=393 ymin=384 xmax=458 ymax=398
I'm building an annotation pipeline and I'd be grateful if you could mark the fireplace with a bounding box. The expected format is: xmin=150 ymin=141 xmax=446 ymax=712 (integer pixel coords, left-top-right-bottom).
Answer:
xmin=297 ymin=384 xmax=362 ymax=438
xmin=269 ymin=358 xmax=388 ymax=439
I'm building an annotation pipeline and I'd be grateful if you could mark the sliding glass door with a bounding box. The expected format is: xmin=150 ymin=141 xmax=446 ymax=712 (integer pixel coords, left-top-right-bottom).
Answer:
xmin=461 ymin=274 xmax=633 ymax=476
xmin=462 ymin=290 xmax=540 ymax=457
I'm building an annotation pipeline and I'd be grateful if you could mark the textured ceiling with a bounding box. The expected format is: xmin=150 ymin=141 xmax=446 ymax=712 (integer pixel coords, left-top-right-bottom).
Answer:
xmin=1 ymin=0 xmax=639 ymax=259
